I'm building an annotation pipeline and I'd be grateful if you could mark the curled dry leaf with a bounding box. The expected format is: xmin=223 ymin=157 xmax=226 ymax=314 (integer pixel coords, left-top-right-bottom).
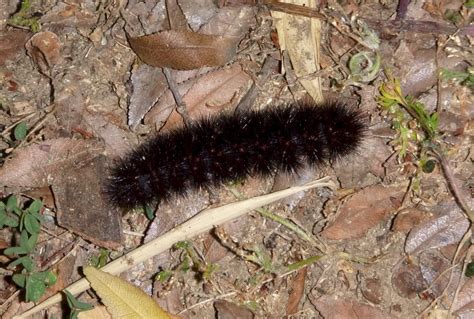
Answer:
xmin=25 ymin=31 xmax=63 ymax=72
xmin=0 ymin=138 xmax=104 ymax=188
xmin=145 ymin=62 xmax=252 ymax=130
xmin=83 ymin=266 xmax=173 ymax=319
xmin=128 ymin=30 xmax=240 ymax=70
xmin=405 ymin=202 xmax=470 ymax=255
xmin=321 ymin=185 xmax=405 ymax=240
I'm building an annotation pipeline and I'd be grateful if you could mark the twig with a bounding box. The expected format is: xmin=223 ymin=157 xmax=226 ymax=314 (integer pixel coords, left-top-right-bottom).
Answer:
xmin=163 ymin=67 xmax=192 ymax=126
xmin=434 ymin=149 xmax=474 ymax=222
xmin=449 ymin=245 xmax=474 ymax=314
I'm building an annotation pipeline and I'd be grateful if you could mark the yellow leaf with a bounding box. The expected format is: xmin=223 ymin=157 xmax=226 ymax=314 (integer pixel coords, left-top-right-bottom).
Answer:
xmin=83 ymin=266 xmax=172 ymax=319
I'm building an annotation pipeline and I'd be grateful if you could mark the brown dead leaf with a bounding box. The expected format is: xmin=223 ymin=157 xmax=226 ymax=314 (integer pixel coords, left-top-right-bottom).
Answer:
xmin=360 ymin=277 xmax=384 ymax=304
xmin=146 ymin=63 xmax=252 ymax=130
xmin=214 ymin=300 xmax=254 ymax=319
xmin=452 ymin=278 xmax=474 ymax=318
xmin=166 ymin=0 xmax=189 ymax=31
xmin=405 ymin=202 xmax=470 ymax=255
xmin=334 ymin=137 xmax=393 ymax=189
xmin=144 ymin=79 xmax=195 ymax=130
xmin=25 ymin=31 xmax=62 ymax=72
xmin=53 ymin=155 xmax=123 ymax=249
xmin=128 ymin=30 xmax=240 ymax=70
xmin=128 ymin=64 xmax=168 ymax=129
xmin=313 ymin=296 xmax=391 ymax=319
xmin=419 ymin=250 xmax=453 ymax=297
xmin=0 ymin=138 xmax=104 ymax=188
xmin=321 ymin=185 xmax=405 ymax=240
xmin=286 ymin=267 xmax=307 ymax=315
xmin=392 ymin=208 xmax=434 ymax=233
xmin=0 ymin=30 xmax=30 ymax=66
xmin=391 ymin=260 xmax=427 ymax=298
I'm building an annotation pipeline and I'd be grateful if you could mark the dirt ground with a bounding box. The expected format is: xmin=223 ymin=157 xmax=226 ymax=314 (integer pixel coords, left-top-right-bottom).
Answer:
xmin=0 ymin=0 xmax=473 ymax=318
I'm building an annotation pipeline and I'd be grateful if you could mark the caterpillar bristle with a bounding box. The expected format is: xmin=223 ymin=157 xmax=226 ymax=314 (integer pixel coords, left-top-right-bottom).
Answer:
xmin=106 ymin=102 xmax=366 ymax=209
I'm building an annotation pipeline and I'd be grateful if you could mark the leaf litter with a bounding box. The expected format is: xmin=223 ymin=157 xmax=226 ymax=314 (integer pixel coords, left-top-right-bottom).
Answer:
xmin=0 ymin=0 xmax=473 ymax=318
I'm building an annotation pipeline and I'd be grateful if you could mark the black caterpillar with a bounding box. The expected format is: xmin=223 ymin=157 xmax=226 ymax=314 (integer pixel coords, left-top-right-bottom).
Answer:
xmin=106 ymin=103 xmax=365 ymax=208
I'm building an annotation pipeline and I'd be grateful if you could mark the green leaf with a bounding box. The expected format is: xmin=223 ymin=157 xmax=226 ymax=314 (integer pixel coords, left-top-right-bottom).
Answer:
xmin=14 ymin=122 xmax=28 ymax=141
xmin=25 ymin=273 xmax=47 ymax=302
xmin=24 ymin=213 xmax=41 ymax=235
xmin=44 ymin=271 xmax=57 ymax=286
xmin=422 ymin=160 xmax=436 ymax=173
xmin=156 ymin=270 xmax=173 ymax=283
xmin=12 ymin=273 xmax=27 ymax=288
xmin=64 ymin=289 xmax=94 ymax=311
xmin=4 ymin=246 xmax=29 ymax=256
xmin=26 ymin=231 xmax=38 ymax=252
xmin=6 ymin=196 xmax=18 ymax=212
xmin=466 ymin=261 xmax=474 ymax=277
xmin=8 ymin=256 xmax=34 ymax=271
xmin=144 ymin=204 xmax=155 ymax=220
xmin=28 ymin=199 xmax=43 ymax=214
xmin=4 ymin=216 xmax=19 ymax=228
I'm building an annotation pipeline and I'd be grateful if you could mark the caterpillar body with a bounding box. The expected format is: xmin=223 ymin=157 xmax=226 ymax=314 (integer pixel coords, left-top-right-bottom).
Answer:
xmin=107 ymin=103 xmax=365 ymax=208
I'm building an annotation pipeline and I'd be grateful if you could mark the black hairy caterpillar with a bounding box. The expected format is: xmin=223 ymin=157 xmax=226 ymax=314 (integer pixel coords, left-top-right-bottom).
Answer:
xmin=107 ymin=103 xmax=365 ymax=208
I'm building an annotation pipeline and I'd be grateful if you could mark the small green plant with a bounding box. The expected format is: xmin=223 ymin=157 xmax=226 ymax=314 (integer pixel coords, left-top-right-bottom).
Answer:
xmin=379 ymin=73 xmax=439 ymax=159
xmin=2 ymin=196 xmax=57 ymax=302
xmin=89 ymin=248 xmax=109 ymax=268
xmin=14 ymin=122 xmax=28 ymax=141
xmin=173 ymin=241 xmax=219 ymax=280
xmin=440 ymin=67 xmax=474 ymax=91
xmin=64 ymin=289 xmax=94 ymax=319
xmin=7 ymin=0 xmax=41 ymax=32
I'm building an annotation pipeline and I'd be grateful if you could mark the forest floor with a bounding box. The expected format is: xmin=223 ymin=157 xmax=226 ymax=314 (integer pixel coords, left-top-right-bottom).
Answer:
xmin=0 ymin=0 xmax=473 ymax=318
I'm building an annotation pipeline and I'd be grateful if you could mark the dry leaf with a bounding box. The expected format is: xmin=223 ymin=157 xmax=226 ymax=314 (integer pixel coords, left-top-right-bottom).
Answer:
xmin=452 ymin=278 xmax=474 ymax=318
xmin=0 ymin=30 xmax=30 ymax=66
xmin=53 ymin=155 xmax=123 ymax=249
xmin=83 ymin=266 xmax=173 ymax=319
xmin=392 ymin=208 xmax=433 ymax=233
xmin=391 ymin=261 xmax=427 ymax=298
xmin=214 ymin=300 xmax=254 ymax=319
xmin=321 ymin=185 xmax=405 ymax=240
xmin=128 ymin=30 xmax=240 ymax=70
xmin=271 ymin=0 xmax=323 ymax=103
xmin=405 ymin=202 xmax=470 ymax=255
xmin=313 ymin=296 xmax=391 ymax=319
xmin=286 ymin=267 xmax=307 ymax=315
xmin=0 ymin=138 xmax=104 ymax=188
xmin=146 ymin=63 xmax=251 ymax=130
xmin=25 ymin=31 xmax=62 ymax=72
xmin=128 ymin=65 xmax=168 ymax=129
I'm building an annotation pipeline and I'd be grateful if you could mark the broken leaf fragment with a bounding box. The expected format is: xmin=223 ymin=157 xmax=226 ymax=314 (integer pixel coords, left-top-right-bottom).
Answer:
xmin=84 ymin=266 xmax=173 ymax=319
xmin=271 ymin=0 xmax=324 ymax=103
xmin=128 ymin=30 xmax=240 ymax=70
